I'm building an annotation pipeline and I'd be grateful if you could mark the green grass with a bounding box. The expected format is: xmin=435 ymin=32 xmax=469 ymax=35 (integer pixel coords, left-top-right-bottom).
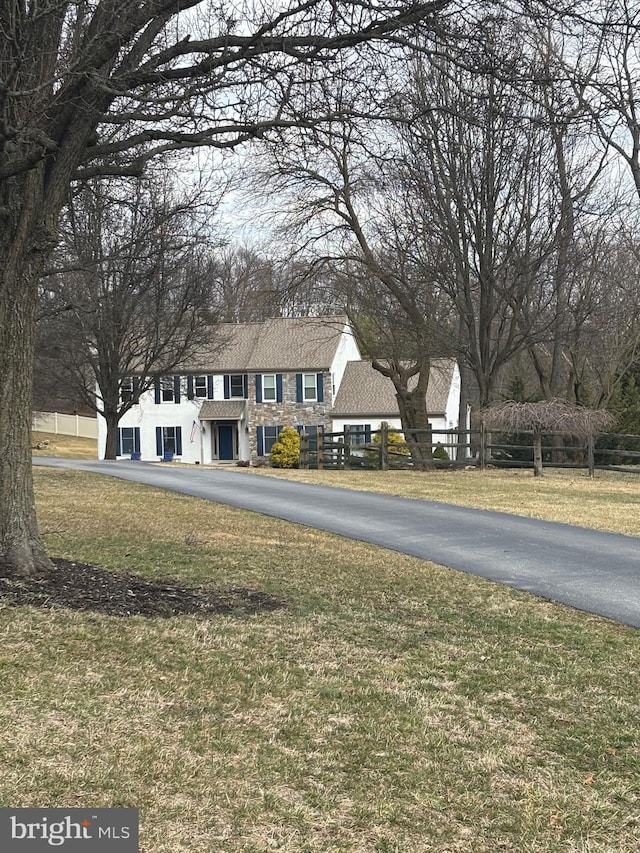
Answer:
xmin=1 ymin=467 xmax=637 ymax=851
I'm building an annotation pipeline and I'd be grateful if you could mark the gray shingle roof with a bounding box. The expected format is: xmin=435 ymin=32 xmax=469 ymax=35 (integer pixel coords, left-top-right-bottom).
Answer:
xmin=332 ymin=360 xmax=457 ymax=417
xmin=191 ymin=316 xmax=350 ymax=373
xmin=198 ymin=401 xmax=246 ymax=420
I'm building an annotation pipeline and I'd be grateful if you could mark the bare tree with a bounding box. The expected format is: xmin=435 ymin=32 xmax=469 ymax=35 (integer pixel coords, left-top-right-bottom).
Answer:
xmin=207 ymin=245 xmax=281 ymax=322
xmin=37 ymin=171 xmax=220 ymax=459
xmin=263 ymin=104 xmax=455 ymax=467
xmin=0 ymin=0 xmax=450 ymax=575
xmin=399 ymin=22 xmax=569 ymax=409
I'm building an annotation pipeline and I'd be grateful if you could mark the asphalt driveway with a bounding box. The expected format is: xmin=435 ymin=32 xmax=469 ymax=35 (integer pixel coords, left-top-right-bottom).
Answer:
xmin=35 ymin=458 xmax=640 ymax=629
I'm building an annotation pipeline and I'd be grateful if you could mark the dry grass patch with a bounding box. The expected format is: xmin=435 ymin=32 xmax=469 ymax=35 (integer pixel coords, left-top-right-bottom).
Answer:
xmin=0 ymin=468 xmax=637 ymax=852
xmin=32 ymin=430 xmax=97 ymax=460
xmin=238 ymin=466 xmax=640 ymax=536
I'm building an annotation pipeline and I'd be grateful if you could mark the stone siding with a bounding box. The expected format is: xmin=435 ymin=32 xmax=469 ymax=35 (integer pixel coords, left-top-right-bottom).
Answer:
xmin=247 ymin=371 xmax=333 ymax=458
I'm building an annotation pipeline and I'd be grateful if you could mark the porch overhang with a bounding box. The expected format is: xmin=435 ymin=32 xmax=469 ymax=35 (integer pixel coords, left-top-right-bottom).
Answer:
xmin=198 ymin=400 xmax=246 ymax=421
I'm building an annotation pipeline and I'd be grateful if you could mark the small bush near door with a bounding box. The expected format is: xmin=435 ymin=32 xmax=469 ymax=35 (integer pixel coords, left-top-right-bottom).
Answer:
xmin=270 ymin=426 xmax=301 ymax=468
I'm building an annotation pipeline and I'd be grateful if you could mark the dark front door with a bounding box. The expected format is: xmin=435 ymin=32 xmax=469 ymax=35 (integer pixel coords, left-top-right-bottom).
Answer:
xmin=218 ymin=423 xmax=235 ymax=460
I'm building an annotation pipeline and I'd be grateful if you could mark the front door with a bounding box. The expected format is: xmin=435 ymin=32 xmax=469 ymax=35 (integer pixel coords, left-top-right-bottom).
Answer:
xmin=218 ymin=423 xmax=235 ymax=460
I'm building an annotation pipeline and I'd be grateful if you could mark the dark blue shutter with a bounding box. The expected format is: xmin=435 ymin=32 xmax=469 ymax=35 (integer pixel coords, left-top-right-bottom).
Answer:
xmin=207 ymin=375 xmax=214 ymax=399
xmin=255 ymin=374 xmax=263 ymax=403
xmin=243 ymin=374 xmax=248 ymax=398
xmin=173 ymin=376 xmax=181 ymax=403
xmin=296 ymin=373 xmax=303 ymax=403
xmin=134 ymin=428 xmax=141 ymax=454
xmin=154 ymin=378 xmax=161 ymax=404
xmin=116 ymin=430 xmax=121 ymax=456
xmin=276 ymin=374 xmax=283 ymax=403
xmin=187 ymin=376 xmax=194 ymax=400
xmin=133 ymin=377 xmax=140 ymax=398
xmin=175 ymin=427 xmax=183 ymax=456
xmin=257 ymin=426 xmax=264 ymax=457
xmin=224 ymin=375 xmax=231 ymax=399
xmin=317 ymin=373 xmax=324 ymax=403
xmin=365 ymin=425 xmax=372 ymax=443
xmin=156 ymin=426 xmax=163 ymax=456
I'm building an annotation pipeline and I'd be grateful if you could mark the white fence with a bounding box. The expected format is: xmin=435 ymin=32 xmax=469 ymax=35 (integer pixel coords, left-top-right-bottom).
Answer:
xmin=32 ymin=411 xmax=98 ymax=440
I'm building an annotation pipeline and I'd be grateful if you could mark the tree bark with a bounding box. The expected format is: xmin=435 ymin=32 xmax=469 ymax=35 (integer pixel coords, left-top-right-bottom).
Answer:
xmin=103 ymin=411 xmax=120 ymax=460
xmin=394 ymin=387 xmax=435 ymax=470
xmin=0 ymin=177 xmax=54 ymax=576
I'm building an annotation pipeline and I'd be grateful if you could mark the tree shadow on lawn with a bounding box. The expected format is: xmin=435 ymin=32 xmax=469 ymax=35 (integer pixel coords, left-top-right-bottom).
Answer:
xmin=0 ymin=558 xmax=286 ymax=618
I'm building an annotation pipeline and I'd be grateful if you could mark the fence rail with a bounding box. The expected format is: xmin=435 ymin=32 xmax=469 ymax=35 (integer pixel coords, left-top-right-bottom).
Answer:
xmin=299 ymin=423 xmax=640 ymax=477
xmin=32 ymin=411 xmax=97 ymax=439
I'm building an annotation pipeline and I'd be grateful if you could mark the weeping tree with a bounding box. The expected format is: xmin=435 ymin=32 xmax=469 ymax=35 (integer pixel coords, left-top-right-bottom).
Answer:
xmin=480 ymin=399 xmax=613 ymax=477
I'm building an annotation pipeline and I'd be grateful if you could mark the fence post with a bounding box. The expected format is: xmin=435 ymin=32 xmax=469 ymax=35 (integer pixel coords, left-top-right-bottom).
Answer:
xmin=317 ymin=425 xmax=324 ymax=470
xmin=479 ymin=423 xmax=487 ymax=470
xmin=300 ymin=433 xmax=309 ymax=469
xmin=587 ymin=434 xmax=595 ymax=478
xmin=380 ymin=421 xmax=389 ymax=471
xmin=343 ymin=425 xmax=352 ymax=469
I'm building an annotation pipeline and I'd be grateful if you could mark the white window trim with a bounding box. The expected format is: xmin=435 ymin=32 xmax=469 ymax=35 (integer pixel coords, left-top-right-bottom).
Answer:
xmin=262 ymin=373 xmax=277 ymax=401
xmin=303 ymin=373 xmax=317 ymax=402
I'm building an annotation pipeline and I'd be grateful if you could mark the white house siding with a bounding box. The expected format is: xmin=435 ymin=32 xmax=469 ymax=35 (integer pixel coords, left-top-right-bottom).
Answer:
xmin=98 ymin=386 xmax=214 ymax=464
xmin=329 ymin=324 xmax=361 ymax=398
xmin=445 ymin=364 xmax=461 ymax=431
xmin=332 ymin=415 xmax=450 ymax=440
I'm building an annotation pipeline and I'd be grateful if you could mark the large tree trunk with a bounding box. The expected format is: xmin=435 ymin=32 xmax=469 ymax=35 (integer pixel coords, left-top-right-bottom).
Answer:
xmin=394 ymin=387 xmax=435 ymax=470
xmin=0 ymin=177 xmax=54 ymax=576
xmin=103 ymin=410 xmax=120 ymax=460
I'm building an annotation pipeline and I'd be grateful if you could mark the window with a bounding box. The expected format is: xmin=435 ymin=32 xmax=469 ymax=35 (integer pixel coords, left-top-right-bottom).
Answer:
xmin=161 ymin=376 xmax=175 ymax=402
xmin=155 ymin=376 xmax=181 ymax=404
xmin=262 ymin=374 xmax=277 ymax=401
xmin=296 ymin=372 xmax=324 ymax=403
xmin=230 ymin=374 xmax=245 ymax=397
xmin=257 ymin=425 xmax=282 ymax=456
xmin=194 ymin=376 xmax=208 ymax=398
xmin=120 ymin=377 xmax=135 ymax=404
xmin=225 ymin=374 xmax=247 ymax=399
xmin=256 ymin=374 xmax=282 ymax=403
xmin=156 ymin=426 xmax=182 ymax=456
xmin=303 ymin=373 xmax=317 ymax=401
xmin=117 ymin=426 xmax=140 ymax=456
xmin=187 ymin=375 xmax=212 ymax=400
xmin=263 ymin=426 xmax=279 ymax=454
xmin=349 ymin=425 xmax=370 ymax=445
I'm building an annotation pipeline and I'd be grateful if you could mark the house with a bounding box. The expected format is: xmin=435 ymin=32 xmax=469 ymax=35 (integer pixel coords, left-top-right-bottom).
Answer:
xmin=98 ymin=316 xmax=361 ymax=464
xmin=331 ymin=359 xmax=462 ymax=457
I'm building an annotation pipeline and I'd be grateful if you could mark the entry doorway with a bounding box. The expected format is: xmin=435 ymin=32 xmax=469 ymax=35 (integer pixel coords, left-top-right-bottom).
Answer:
xmin=213 ymin=422 xmax=236 ymax=460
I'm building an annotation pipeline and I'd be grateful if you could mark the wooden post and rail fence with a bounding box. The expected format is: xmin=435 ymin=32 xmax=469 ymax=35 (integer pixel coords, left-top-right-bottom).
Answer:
xmin=298 ymin=422 xmax=640 ymax=476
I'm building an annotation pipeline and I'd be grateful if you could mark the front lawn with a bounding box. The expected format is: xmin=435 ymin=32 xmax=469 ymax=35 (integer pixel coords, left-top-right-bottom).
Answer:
xmin=0 ymin=467 xmax=637 ymax=852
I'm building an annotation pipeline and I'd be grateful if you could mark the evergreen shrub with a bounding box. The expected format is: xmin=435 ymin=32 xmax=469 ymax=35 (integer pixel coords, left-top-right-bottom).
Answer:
xmin=270 ymin=426 xmax=301 ymax=468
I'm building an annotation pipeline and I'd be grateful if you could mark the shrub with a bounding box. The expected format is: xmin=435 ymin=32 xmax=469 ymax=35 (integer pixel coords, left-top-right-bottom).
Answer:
xmin=433 ymin=443 xmax=450 ymax=461
xmin=270 ymin=426 xmax=301 ymax=468
xmin=364 ymin=427 xmax=409 ymax=467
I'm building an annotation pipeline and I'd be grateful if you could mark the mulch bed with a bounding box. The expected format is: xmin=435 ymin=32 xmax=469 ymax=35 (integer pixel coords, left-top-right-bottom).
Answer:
xmin=0 ymin=558 xmax=285 ymax=619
